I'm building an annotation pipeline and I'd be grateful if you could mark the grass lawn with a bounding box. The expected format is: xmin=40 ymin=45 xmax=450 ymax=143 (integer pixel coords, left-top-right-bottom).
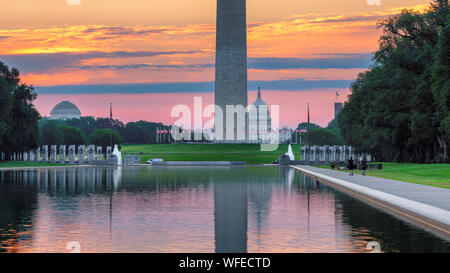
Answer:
xmin=121 ymin=144 xmax=300 ymax=164
xmin=0 ymin=161 xmax=66 ymax=168
xmin=315 ymin=162 xmax=450 ymax=189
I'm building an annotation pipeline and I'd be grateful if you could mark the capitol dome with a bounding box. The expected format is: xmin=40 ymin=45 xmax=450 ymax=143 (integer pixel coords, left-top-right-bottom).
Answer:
xmin=248 ymin=87 xmax=272 ymax=143
xmin=50 ymin=101 xmax=81 ymax=120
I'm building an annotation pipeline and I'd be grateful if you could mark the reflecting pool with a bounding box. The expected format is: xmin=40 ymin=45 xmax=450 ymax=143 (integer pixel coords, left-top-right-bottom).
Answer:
xmin=0 ymin=166 xmax=448 ymax=253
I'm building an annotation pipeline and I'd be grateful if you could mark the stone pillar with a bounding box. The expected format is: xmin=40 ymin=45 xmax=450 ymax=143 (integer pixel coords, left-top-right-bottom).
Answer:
xmin=318 ymin=146 xmax=324 ymax=162
xmin=96 ymin=146 xmax=102 ymax=161
xmin=301 ymin=146 xmax=306 ymax=161
xmin=34 ymin=148 xmax=40 ymax=161
xmin=42 ymin=145 xmax=48 ymax=162
xmin=78 ymin=145 xmax=85 ymax=164
xmin=106 ymin=146 xmax=112 ymax=159
xmin=68 ymin=145 xmax=76 ymax=164
xmin=23 ymin=152 xmax=28 ymax=161
xmin=50 ymin=145 xmax=57 ymax=163
xmin=59 ymin=145 xmax=66 ymax=164
xmin=87 ymin=145 xmax=95 ymax=162
xmin=335 ymin=146 xmax=340 ymax=162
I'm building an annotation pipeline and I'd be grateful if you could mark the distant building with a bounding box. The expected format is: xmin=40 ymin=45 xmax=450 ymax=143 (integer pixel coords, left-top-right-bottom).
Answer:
xmin=334 ymin=102 xmax=343 ymax=119
xmin=50 ymin=101 xmax=81 ymax=120
xmin=248 ymin=87 xmax=272 ymax=143
xmin=279 ymin=126 xmax=293 ymax=144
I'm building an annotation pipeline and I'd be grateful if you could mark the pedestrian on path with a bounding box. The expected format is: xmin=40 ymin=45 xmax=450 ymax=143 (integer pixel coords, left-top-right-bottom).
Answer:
xmin=361 ymin=157 xmax=368 ymax=176
xmin=348 ymin=157 xmax=355 ymax=176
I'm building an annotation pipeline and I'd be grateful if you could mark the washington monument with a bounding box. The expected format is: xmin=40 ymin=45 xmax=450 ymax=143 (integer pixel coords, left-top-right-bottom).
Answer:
xmin=214 ymin=0 xmax=248 ymax=142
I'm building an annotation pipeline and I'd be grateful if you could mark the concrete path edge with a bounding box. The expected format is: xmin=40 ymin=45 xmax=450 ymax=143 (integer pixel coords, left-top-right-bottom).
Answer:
xmin=290 ymin=165 xmax=450 ymax=241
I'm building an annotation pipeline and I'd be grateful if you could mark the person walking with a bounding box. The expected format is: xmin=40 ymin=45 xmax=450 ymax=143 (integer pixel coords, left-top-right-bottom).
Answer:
xmin=348 ymin=157 xmax=355 ymax=176
xmin=361 ymin=157 xmax=368 ymax=176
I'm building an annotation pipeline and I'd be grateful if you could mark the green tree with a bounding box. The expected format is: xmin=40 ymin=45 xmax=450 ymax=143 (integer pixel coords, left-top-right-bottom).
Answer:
xmin=303 ymin=128 xmax=344 ymax=146
xmin=0 ymin=61 xmax=40 ymax=159
xmin=8 ymin=84 xmax=41 ymax=152
xmin=338 ymin=1 xmax=450 ymax=163
xmin=296 ymin=122 xmax=320 ymax=131
xmin=40 ymin=121 xmax=63 ymax=145
xmin=59 ymin=125 xmax=87 ymax=146
xmin=0 ymin=62 xmax=15 ymax=151
xmin=432 ymin=11 xmax=450 ymax=160
xmin=89 ymin=129 xmax=122 ymax=151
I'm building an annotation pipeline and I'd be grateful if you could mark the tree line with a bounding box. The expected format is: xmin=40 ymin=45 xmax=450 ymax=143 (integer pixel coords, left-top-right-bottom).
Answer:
xmin=294 ymin=121 xmax=345 ymax=146
xmin=39 ymin=117 xmax=172 ymax=149
xmin=338 ymin=1 xmax=449 ymax=163
xmin=0 ymin=62 xmax=40 ymax=160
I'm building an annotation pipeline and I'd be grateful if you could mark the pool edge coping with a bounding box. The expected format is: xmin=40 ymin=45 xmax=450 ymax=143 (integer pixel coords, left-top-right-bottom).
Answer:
xmin=290 ymin=165 xmax=450 ymax=242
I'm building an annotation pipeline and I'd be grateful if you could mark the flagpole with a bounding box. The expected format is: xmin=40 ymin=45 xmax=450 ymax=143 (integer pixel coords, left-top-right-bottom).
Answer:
xmin=109 ymin=103 xmax=113 ymax=149
xmin=307 ymin=103 xmax=310 ymax=131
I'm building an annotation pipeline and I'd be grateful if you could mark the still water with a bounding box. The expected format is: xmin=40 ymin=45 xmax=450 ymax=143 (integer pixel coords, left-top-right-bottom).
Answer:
xmin=0 ymin=166 xmax=448 ymax=253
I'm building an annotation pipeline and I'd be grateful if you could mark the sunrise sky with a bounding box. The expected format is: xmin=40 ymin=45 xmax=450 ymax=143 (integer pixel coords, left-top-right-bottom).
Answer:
xmin=0 ymin=0 xmax=430 ymax=128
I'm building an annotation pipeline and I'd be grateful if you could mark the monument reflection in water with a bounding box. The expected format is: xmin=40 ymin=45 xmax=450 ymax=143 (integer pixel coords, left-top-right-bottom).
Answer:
xmin=0 ymin=167 xmax=448 ymax=253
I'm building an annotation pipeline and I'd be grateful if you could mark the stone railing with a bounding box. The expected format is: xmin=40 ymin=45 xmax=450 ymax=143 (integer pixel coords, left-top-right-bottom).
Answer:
xmin=1 ymin=145 xmax=119 ymax=165
xmin=299 ymin=145 xmax=373 ymax=163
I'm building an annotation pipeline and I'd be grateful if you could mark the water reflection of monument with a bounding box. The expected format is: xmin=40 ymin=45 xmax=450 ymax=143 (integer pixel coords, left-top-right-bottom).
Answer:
xmin=214 ymin=180 xmax=248 ymax=253
xmin=214 ymin=168 xmax=291 ymax=253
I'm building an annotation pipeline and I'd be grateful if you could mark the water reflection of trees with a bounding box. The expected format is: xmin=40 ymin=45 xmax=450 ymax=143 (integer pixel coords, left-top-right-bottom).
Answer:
xmin=0 ymin=171 xmax=38 ymax=252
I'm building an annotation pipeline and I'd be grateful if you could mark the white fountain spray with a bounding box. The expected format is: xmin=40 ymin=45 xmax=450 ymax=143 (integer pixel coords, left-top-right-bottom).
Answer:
xmin=112 ymin=145 xmax=122 ymax=166
xmin=286 ymin=144 xmax=295 ymax=161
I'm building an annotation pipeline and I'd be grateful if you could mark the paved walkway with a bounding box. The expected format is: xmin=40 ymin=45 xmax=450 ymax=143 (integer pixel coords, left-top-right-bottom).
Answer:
xmin=294 ymin=165 xmax=450 ymax=211
xmin=291 ymin=165 xmax=450 ymax=238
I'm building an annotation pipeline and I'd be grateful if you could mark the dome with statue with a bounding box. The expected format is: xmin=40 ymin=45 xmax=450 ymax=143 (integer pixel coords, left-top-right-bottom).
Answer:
xmin=50 ymin=101 xmax=81 ymax=120
xmin=248 ymin=87 xmax=272 ymax=143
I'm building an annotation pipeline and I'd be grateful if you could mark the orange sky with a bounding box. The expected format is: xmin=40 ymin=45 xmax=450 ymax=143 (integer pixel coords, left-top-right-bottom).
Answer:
xmin=0 ymin=0 xmax=431 ymax=127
